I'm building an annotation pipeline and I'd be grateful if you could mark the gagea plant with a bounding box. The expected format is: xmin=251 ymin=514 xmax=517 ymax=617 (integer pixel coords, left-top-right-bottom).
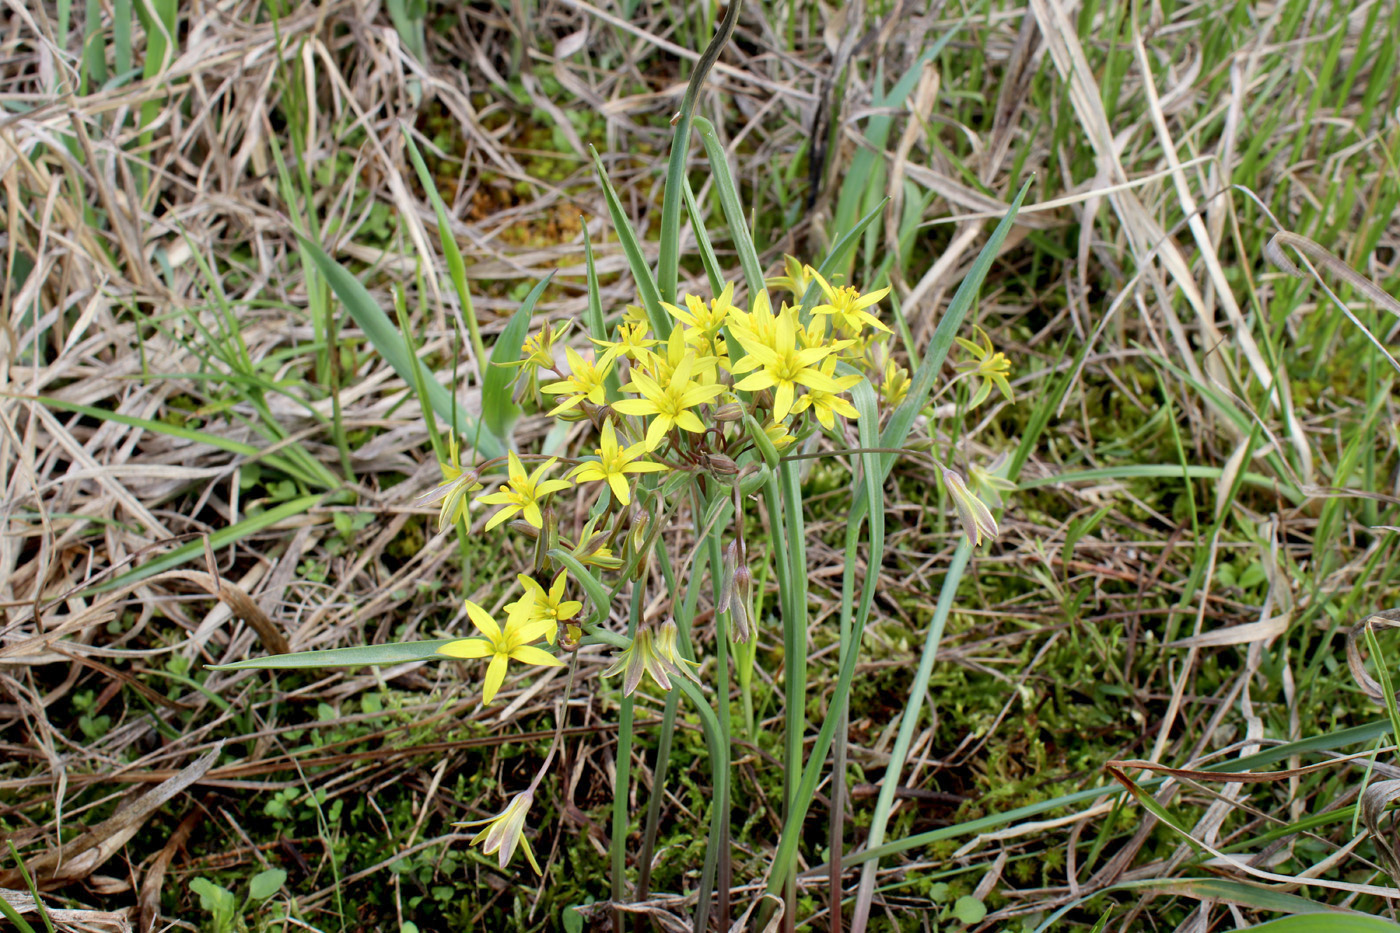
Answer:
xmin=216 ymin=3 xmax=1031 ymax=926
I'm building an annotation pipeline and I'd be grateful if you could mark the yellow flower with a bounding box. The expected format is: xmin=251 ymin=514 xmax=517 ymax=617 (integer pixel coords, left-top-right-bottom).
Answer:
xmin=765 ymin=255 xmax=813 ymax=299
xmin=879 ymin=356 xmax=910 ymax=408
xmin=809 ymin=269 xmax=892 ymax=337
xmin=790 ymin=358 xmax=861 ymax=430
xmin=632 ymin=325 xmax=719 ymax=387
xmin=942 ymin=467 xmax=998 ymax=547
xmin=439 ymin=596 xmax=563 ymax=704
xmin=730 ymin=308 xmax=841 ymax=421
xmin=763 ymin=418 xmax=796 ymax=450
xmin=541 ymin=346 xmax=612 ymax=415
xmin=569 ymin=419 xmax=668 ymax=505
xmin=665 ymin=283 xmax=733 ymax=357
xmin=612 ymin=352 xmax=726 ymax=449
xmin=602 ymin=619 xmax=699 ymax=696
xmin=477 ymin=452 xmax=572 ymax=531
xmin=417 ymin=433 xmax=483 ymax=532
xmin=501 ymin=320 xmax=571 ymax=381
xmin=456 ymin=789 xmax=542 ymax=874
xmin=726 ymin=289 xmax=780 ymax=349
xmin=590 ymin=321 xmax=659 ymax=368
xmin=518 ymin=570 xmax=583 ymax=644
xmin=955 ymin=325 xmax=1014 ymax=407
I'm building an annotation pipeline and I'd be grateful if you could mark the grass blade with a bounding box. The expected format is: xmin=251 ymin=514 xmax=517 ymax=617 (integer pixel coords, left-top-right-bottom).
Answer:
xmin=209 ymin=639 xmax=458 ymax=670
xmin=482 ymin=274 xmax=553 ymax=445
xmin=89 ymin=494 xmax=325 ymax=594
xmin=296 ymin=235 xmax=504 ymax=460
xmin=656 ymin=0 xmax=741 ymax=304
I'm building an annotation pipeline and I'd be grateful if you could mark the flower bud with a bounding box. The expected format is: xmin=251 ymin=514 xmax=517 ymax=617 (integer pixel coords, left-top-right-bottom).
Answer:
xmin=942 ymin=467 xmax=998 ymax=547
xmin=705 ymin=453 xmax=739 ymax=476
xmin=713 ymin=403 xmax=745 ymax=423
xmin=509 ymin=520 xmax=541 ymax=538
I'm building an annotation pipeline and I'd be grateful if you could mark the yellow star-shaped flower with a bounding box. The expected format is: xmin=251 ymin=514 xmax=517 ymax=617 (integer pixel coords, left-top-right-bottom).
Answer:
xmin=730 ymin=309 xmax=841 ymax=421
xmin=612 ymin=352 xmax=725 ymax=450
xmin=476 ymin=452 xmax=572 ymax=531
xmin=438 ymin=595 xmax=563 ymax=705
xmin=569 ymin=419 xmax=668 ymax=505
xmin=541 ymin=346 xmax=612 ymax=415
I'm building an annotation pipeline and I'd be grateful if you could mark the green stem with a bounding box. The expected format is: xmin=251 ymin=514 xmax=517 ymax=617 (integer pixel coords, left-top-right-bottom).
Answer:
xmin=611 ymin=586 xmax=645 ymax=931
xmin=703 ymin=505 xmax=732 ymax=928
xmin=849 ymin=542 xmax=971 ymax=932
xmin=638 ymin=535 xmax=707 ymax=900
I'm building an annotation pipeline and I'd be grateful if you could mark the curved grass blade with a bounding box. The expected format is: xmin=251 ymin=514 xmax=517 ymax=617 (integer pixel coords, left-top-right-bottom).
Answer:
xmin=88 ymin=493 xmax=324 ymax=595
xmin=209 ymin=638 xmax=458 ymax=670
xmin=21 ymin=394 xmax=330 ymax=489
xmin=483 ymin=273 xmax=553 ymax=445
xmin=657 ymin=0 xmax=741 ymax=304
xmin=401 ymin=127 xmax=489 ymax=383
xmin=691 ymin=115 xmax=766 ymax=304
xmin=296 ymin=234 xmax=504 ymax=460
xmin=589 ymin=145 xmax=670 ymax=339
xmin=1031 ymin=877 xmax=1385 ymax=933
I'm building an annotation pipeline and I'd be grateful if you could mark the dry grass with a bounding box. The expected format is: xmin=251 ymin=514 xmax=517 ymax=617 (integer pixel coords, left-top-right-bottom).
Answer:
xmin=3 ymin=0 xmax=1400 ymax=930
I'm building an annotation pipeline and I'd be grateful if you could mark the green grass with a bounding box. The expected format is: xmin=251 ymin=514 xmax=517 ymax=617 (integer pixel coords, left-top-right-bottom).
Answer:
xmin=4 ymin=0 xmax=1400 ymax=931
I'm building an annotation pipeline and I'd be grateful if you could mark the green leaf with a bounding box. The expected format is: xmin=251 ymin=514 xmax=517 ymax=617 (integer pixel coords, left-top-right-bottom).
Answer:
xmin=88 ymin=494 xmax=324 ymax=595
xmin=563 ymin=907 xmax=584 ymax=933
xmin=401 ymin=127 xmax=488 ymax=380
xmin=248 ymin=868 xmax=287 ymax=900
xmin=189 ymin=877 xmax=236 ymax=927
xmin=208 ymin=638 xmax=459 ymax=670
xmin=0 ymin=897 xmax=37 ymax=933
xmin=25 ymin=394 xmax=331 ymax=489
xmin=656 ymin=0 xmax=741 ymax=303
xmin=589 ymin=146 xmax=670 ymax=339
xmin=482 ymin=274 xmax=553 ymax=444
xmin=691 ymin=116 xmax=766 ymax=304
xmin=951 ymin=895 xmax=986 ymax=924
xmin=295 ymin=234 xmax=504 ymax=460
xmin=1238 ymin=919 xmax=1400 ymax=932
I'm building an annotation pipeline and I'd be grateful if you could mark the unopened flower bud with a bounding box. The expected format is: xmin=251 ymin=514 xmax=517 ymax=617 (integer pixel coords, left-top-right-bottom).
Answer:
xmin=942 ymin=467 xmax=998 ymax=547
xmin=509 ymin=520 xmax=541 ymax=539
xmin=706 ymin=453 xmax=739 ymax=476
xmin=718 ymin=541 xmax=754 ymax=642
xmin=713 ymin=403 xmax=744 ymax=423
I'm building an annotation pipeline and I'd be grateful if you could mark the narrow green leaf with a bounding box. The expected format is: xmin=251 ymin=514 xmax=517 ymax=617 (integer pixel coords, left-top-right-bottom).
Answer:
xmin=589 ymin=146 xmax=670 ymax=339
xmin=22 ymin=394 xmax=329 ymax=489
xmin=89 ymin=494 xmax=324 ymax=595
xmin=582 ymin=227 xmax=622 ymax=401
xmin=482 ymin=273 xmax=553 ymax=444
xmin=691 ymin=115 xmax=766 ymax=304
xmin=401 ymin=127 xmax=488 ymax=381
xmin=682 ymin=176 xmax=725 ymax=297
xmin=209 ymin=638 xmax=458 ymax=670
xmin=657 ymin=0 xmax=741 ymax=303
xmin=295 ymin=235 xmax=504 ymax=460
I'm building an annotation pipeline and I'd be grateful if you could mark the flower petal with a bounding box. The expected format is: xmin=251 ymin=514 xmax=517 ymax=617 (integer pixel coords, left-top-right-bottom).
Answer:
xmin=481 ymin=653 xmax=508 ymax=705
xmin=509 ymin=645 xmax=566 ymax=668
xmin=439 ymin=637 xmax=492 ymax=659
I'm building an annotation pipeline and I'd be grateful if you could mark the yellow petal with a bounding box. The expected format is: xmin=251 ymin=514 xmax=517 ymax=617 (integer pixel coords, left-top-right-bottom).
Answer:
xmin=482 ymin=653 xmax=508 ymax=704
xmin=509 ymin=645 xmax=566 ymax=668
xmin=439 ymin=638 xmax=492 ymax=658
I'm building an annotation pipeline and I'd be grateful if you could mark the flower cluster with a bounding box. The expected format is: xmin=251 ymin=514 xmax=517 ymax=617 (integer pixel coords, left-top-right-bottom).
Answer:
xmin=421 ymin=263 xmax=1013 ymax=873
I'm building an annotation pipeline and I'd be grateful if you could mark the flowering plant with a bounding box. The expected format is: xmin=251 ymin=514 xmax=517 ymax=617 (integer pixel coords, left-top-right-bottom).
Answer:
xmin=215 ymin=6 xmax=1031 ymax=925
